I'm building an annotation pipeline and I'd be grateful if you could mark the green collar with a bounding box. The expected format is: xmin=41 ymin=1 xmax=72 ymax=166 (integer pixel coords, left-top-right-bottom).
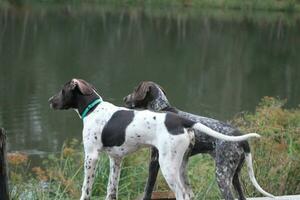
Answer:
xmin=81 ymin=98 xmax=102 ymax=120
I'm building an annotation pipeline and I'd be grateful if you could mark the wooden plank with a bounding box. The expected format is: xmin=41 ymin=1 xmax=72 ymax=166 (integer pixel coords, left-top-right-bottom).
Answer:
xmin=136 ymin=192 xmax=175 ymax=200
xmin=0 ymin=128 xmax=9 ymax=200
xmin=137 ymin=191 xmax=300 ymax=200
xmin=247 ymin=195 xmax=300 ymax=200
xmin=151 ymin=192 xmax=176 ymax=200
xmin=149 ymin=194 xmax=300 ymax=200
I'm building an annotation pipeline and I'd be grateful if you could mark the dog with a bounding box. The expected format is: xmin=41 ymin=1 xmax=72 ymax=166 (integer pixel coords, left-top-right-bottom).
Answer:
xmin=123 ymin=81 xmax=275 ymax=200
xmin=48 ymin=79 xmax=260 ymax=200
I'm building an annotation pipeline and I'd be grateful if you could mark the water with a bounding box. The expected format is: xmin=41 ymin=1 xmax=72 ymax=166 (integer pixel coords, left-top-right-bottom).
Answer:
xmin=0 ymin=4 xmax=299 ymax=154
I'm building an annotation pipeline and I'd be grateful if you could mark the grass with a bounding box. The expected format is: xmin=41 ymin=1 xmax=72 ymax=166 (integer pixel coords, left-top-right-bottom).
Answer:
xmin=1 ymin=0 xmax=300 ymax=28
xmin=7 ymin=97 xmax=300 ymax=199
xmin=1 ymin=0 xmax=300 ymax=12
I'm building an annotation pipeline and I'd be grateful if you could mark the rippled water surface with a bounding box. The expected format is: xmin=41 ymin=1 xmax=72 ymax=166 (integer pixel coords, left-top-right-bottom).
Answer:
xmin=0 ymin=5 xmax=299 ymax=154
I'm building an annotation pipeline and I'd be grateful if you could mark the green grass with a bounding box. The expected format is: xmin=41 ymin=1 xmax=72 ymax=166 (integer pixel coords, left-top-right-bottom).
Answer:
xmin=1 ymin=0 xmax=300 ymax=12
xmin=8 ymin=97 xmax=300 ymax=199
xmin=1 ymin=0 xmax=300 ymax=27
xmin=1 ymin=0 xmax=300 ymax=28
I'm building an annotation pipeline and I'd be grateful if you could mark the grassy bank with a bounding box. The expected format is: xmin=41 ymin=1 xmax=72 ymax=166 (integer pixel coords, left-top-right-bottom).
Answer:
xmin=100 ymin=0 xmax=300 ymax=12
xmin=8 ymin=97 xmax=300 ymax=199
xmin=1 ymin=0 xmax=300 ymax=27
xmin=1 ymin=0 xmax=300 ymax=12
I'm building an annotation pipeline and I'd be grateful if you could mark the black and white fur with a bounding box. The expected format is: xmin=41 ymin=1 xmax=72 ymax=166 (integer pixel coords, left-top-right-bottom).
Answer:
xmin=49 ymin=79 xmax=261 ymax=200
xmin=123 ymin=81 xmax=275 ymax=200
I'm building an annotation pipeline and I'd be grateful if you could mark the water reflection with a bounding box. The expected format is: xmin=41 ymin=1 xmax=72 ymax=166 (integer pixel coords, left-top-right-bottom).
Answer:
xmin=0 ymin=5 xmax=299 ymax=154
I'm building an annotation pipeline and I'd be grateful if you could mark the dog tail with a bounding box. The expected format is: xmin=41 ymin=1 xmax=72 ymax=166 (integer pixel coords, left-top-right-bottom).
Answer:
xmin=191 ymin=123 xmax=261 ymax=142
xmin=245 ymin=153 xmax=275 ymax=198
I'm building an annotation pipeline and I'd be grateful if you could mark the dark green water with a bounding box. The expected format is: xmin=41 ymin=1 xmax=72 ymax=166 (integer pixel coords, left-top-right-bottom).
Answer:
xmin=0 ymin=5 xmax=299 ymax=155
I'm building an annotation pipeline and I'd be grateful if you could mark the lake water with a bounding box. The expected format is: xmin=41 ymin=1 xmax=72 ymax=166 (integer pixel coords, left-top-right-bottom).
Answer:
xmin=0 ymin=4 xmax=299 ymax=155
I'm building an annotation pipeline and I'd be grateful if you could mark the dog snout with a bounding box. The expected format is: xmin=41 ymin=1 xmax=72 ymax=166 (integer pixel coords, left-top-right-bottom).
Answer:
xmin=123 ymin=96 xmax=128 ymax=102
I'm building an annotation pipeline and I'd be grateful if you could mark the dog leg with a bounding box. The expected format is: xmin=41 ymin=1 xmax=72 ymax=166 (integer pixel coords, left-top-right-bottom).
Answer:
xmin=143 ymin=147 xmax=160 ymax=200
xmin=106 ymin=156 xmax=122 ymax=200
xmin=80 ymin=150 xmax=99 ymax=200
xmin=180 ymin=151 xmax=194 ymax=199
xmin=215 ymin=143 xmax=242 ymax=200
xmin=232 ymin=155 xmax=246 ymax=200
xmin=233 ymin=173 xmax=246 ymax=200
xmin=158 ymin=137 xmax=192 ymax=200
xmin=159 ymin=156 xmax=190 ymax=200
xmin=216 ymin=170 xmax=235 ymax=200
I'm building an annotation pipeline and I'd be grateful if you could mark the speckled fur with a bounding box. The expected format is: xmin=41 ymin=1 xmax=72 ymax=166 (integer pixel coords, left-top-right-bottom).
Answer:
xmin=124 ymin=81 xmax=274 ymax=200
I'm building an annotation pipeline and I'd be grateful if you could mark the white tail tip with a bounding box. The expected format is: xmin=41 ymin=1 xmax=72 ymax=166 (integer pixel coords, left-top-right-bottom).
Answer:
xmin=249 ymin=133 xmax=261 ymax=138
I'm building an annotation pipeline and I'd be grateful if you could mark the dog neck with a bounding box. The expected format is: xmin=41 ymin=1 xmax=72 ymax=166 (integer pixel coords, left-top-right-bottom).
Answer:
xmin=147 ymin=88 xmax=172 ymax=111
xmin=161 ymin=106 xmax=178 ymax=113
xmin=148 ymin=98 xmax=170 ymax=111
xmin=76 ymin=91 xmax=102 ymax=119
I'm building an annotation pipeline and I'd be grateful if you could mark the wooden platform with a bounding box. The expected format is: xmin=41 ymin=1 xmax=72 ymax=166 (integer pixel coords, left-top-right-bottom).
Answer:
xmin=247 ymin=195 xmax=300 ymax=200
xmin=136 ymin=192 xmax=175 ymax=200
xmin=151 ymin=192 xmax=175 ymax=200
xmin=137 ymin=192 xmax=300 ymax=200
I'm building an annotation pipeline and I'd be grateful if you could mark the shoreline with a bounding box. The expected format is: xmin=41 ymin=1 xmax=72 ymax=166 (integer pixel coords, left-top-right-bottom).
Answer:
xmin=0 ymin=1 xmax=300 ymax=26
xmin=1 ymin=0 xmax=300 ymax=12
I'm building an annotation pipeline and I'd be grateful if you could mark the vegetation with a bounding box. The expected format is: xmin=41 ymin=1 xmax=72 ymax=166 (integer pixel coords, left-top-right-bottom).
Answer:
xmin=1 ymin=0 xmax=300 ymax=28
xmin=1 ymin=0 xmax=300 ymax=12
xmin=99 ymin=0 xmax=300 ymax=12
xmin=7 ymin=97 xmax=300 ymax=199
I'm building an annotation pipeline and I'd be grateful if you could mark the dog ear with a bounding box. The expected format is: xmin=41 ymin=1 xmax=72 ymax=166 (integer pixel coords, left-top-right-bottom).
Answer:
xmin=134 ymin=81 xmax=152 ymax=101
xmin=71 ymin=79 xmax=94 ymax=95
xmin=158 ymin=85 xmax=166 ymax=95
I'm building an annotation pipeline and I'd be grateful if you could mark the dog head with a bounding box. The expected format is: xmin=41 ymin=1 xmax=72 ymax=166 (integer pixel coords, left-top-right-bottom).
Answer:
xmin=49 ymin=78 xmax=95 ymax=110
xmin=123 ymin=81 xmax=170 ymax=110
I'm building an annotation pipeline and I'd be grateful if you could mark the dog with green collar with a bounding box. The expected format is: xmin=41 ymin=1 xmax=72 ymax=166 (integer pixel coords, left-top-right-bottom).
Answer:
xmin=49 ymin=78 xmax=260 ymax=200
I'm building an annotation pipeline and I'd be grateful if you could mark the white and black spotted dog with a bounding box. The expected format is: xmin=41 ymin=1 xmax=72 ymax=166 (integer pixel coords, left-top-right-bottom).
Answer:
xmin=123 ymin=81 xmax=275 ymax=200
xmin=49 ymin=79 xmax=261 ymax=200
